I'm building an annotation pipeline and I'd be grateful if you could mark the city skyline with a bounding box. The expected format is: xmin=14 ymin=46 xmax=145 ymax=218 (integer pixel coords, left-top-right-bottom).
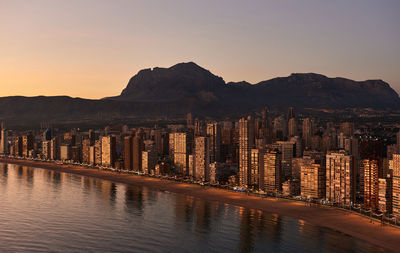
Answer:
xmin=1 ymin=0 xmax=400 ymax=99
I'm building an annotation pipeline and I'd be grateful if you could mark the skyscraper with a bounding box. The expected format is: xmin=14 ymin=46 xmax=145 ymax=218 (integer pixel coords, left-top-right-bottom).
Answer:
xmin=101 ymin=136 xmax=116 ymax=167
xmin=276 ymin=141 xmax=294 ymax=180
xmin=13 ymin=136 xmax=22 ymax=157
xmin=300 ymin=162 xmax=325 ymax=199
xmin=378 ymin=173 xmax=393 ymax=214
xmin=50 ymin=137 xmax=59 ymax=160
xmin=392 ymin=154 xmax=400 ymax=217
xmin=194 ymin=136 xmax=210 ymax=181
xmin=94 ymin=140 xmax=102 ymax=165
xmin=206 ymin=122 xmax=221 ymax=163
xmin=124 ymin=136 xmax=133 ymax=170
xmin=260 ymin=150 xmax=282 ymax=193
xmin=261 ymin=107 xmax=271 ymax=144
xmin=326 ymin=152 xmax=354 ymax=205
xmin=142 ymin=150 xmax=157 ymax=174
xmin=172 ymin=132 xmax=190 ymax=175
xmin=82 ymin=139 xmax=91 ymax=164
xmin=239 ymin=117 xmax=254 ymax=187
xmin=132 ymin=135 xmax=144 ymax=172
xmin=0 ymin=123 xmax=8 ymax=154
xmin=250 ymin=148 xmax=263 ymax=188
xmin=362 ymin=159 xmax=380 ymax=210
xmin=60 ymin=145 xmax=71 ymax=161
xmin=302 ymin=118 xmax=313 ymax=150
xmin=22 ymin=134 xmax=34 ymax=158
xmin=42 ymin=141 xmax=51 ymax=159
xmin=288 ymin=118 xmax=298 ymax=138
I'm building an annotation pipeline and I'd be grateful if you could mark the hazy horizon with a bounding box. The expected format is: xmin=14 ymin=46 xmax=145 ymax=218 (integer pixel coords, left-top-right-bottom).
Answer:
xmin=1 ymin=0 xmax=399 ymax=99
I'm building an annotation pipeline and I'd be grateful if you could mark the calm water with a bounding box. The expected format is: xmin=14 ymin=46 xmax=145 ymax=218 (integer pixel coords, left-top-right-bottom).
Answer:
xmin=0 ymin=163 xmax=388 ymax=253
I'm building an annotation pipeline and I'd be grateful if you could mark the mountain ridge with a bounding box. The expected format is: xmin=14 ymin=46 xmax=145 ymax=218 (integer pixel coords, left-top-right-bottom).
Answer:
xmin=106 ymin=62 xmax=399 ymax=109
xmin=0 ymin=62 xmax=399 ymax=126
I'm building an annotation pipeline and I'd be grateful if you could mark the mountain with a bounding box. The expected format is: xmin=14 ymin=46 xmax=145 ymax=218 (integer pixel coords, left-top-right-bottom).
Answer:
xmin=109 ymin=62 xmax=400 ymax=110
xmin=111 ymin=62 xmax=227 ymax=102
xmin=0 ymin=62 xmax=399 ymax=127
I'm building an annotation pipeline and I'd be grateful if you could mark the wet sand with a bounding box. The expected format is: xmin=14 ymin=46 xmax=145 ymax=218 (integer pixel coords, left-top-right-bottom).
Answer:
xmin=1 ymin=158 xmax=399 ymax=252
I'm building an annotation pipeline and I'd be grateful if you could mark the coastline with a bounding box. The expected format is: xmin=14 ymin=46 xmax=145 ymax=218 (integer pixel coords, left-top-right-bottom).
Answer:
xmin=1 ymin=158 xmax=399 ymax=252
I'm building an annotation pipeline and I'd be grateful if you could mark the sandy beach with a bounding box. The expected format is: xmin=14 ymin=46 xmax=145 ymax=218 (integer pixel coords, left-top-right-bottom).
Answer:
xmin=1 ymin=158 xmax=399 ymax=252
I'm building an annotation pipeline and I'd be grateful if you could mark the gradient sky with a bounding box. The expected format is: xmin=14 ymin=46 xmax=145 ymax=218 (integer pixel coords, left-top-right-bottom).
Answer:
xmin=1 ymin=0 xmax=399 ymax=99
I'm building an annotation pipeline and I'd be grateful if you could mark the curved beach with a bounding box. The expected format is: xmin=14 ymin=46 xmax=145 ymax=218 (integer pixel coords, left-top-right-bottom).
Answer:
xmin=1 ymin=158 xmax=399 ymax=252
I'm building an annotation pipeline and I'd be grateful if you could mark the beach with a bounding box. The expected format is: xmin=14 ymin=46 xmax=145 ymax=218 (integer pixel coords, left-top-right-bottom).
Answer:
xmin=1 ymin=158 xmax=399 ymax=252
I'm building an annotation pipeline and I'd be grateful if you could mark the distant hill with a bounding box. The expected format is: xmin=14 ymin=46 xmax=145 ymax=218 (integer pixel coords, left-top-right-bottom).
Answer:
xmin=108 ymin=62 xmax=399 ymax=109
xmin=0 ymin=62 xmax=399 ymax=127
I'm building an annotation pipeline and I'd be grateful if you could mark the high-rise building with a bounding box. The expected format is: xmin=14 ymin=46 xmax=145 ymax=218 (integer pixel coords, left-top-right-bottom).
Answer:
xmin=42 ymin=141 xmax=51 ymax=159
xmin=392 ymin=154 xmax=400 ymax=217
xmin=194 ymin=136 xmax=210 ymax=181
xmin=22 ymin=134 xmax=34 ymax=158
xmin=60 ymin=145 xmax=71 ymax=161
xmin=206 ymin=122 xmax=221 ymax=163
xmin=239 ymin=117 xmax=254 ymax=187
xmin=0 ymin=125 xmax=8 ymax=154
xmin=288 ymin=118 xmax=298 ymax=138
xmin=82 ymin=139 xmax=91 ymax=164
xmin=276 ymin=141 xmax=294 ymax=180
xmin=362 ymin=159 xmax=380 ymax=210
xmin=94 ymin=140 xmax=102 ymax=165
xmin=132 ymin=136 xmax=144 ymax=172
xmin=101 ymin=136 xmax=116 ymax=167
xmin=154 ymin=130 xmax=168 ymax=155
xmin=50 ymin=137 xmax=59 ymax=160
xmin=260 ymin=150 xmax=282 ymax=193
xmin=378 ymin=173 xmax=392 ymax=214
xmin=261 ymin=107 xmax=272 ymax=144
xmin=359 ymin=139 xmax=382 ymax=203
xmin=142 ymin=150 xmax=157 ymax=174
xmin=172 ymin=132 xmax=190 ymax=175
xmin=124 ymin=136 xmax=133 ymax=170
xmin=300 ymin=160 xmax=325 ymax=199
xmin=221 ymin=123 xmax=234 ymax=163
xmin=14 ymin=136 xmax=23 ymax=157
xmin=89 ymin=146 xmax=96 ymax=165
xmin=326 ymin=152 xmax=354 ymax=205
xmin=302 ymin=118 xmax=313 ymax=150
xmin=250 ymin=149 xmax=263 ymax=188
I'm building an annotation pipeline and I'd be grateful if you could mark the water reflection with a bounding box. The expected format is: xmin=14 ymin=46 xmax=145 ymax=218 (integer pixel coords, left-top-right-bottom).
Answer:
xmin=125 ymin=186 xmax=144 ymax=215
xmin=0 ymin=163 xmax=8 ymax=185
xmin=0 ymin=163 xmax=388 ymax=253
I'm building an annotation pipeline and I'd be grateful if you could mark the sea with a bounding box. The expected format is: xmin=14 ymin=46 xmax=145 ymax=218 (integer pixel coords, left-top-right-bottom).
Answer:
xmin=0 ymin=163 xmax=388 ymax=252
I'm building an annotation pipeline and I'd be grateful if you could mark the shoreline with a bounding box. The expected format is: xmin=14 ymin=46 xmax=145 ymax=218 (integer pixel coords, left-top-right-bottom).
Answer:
xmin=1 ymin=158 xmax=399 ymax=252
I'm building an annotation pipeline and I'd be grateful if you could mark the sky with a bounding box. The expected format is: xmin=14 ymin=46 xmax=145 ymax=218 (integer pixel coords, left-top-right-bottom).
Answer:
xmin=0 ymin=0 xmax=399 ymax=99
